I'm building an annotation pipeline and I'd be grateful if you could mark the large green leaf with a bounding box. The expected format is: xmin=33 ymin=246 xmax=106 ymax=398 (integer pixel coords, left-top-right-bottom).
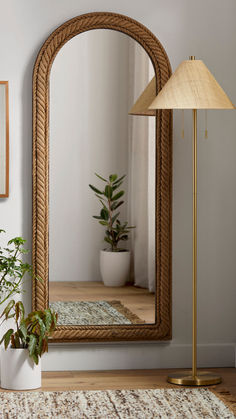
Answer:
xmin=15 ymin=301 xmax=25 ymax=322
xmin=109 ymin=174 xmax=117 ymax=183
xmin=1 ymin=329 xmax=14 ymax=349
xmin=104 ymin=185 xmax=113 ymax=199
xmin=89 ymin=184 xmax=103 ymax=195
xmin=112 ymin=212 xmax=120 ymax=225
xmin=95 ymin=173 xmax=107 ymax=182
xmin=93 ymin=215 xmax=103 ymax=220
xmin=99 ymin=221 xmax=109 ymax=226
xmin=101 ymin=208 xmax=109 ymax=221
xmin=33 ymin=314 xmax=46 ymax=336
xmin=31 ymin=353 xmax=39 ymax=365
xmin=98 ymin=199 xmax=108 ymax=209
xmin=1 ymin=300 xmax=15 ymax=319
xmin=113 ymin=174 xmax=126 ymax=185
xmin=111 ymin=200 xmax=124 ymax=211
xmin=30 ymin=321 xmax=39 ymax=335
xmin=44 ymin=308 xmax=53 ymax=331
xmin=37 ymin=335 xmax=43 ymax=356
xmin=28 ymin=334 xmax=37 ymax=356
xmin=95 ymin=194 xmax=105 ymax=201
xmin=24 ymin=311 xmax=38 ymax=322
xmin=8 ymin=237 xmax=26 ymax=246
xmin=112 ymin=181 xmax=123 ymax=191
xmin=111 ymin=191 xmax=124 ymax=201
xmin=19 ymin=321 xmax=28 ymax=340
xmin=51 ymin=312 xmax=58 ymax=332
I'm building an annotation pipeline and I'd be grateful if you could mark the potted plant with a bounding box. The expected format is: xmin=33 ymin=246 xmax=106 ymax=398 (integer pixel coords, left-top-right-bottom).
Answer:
xmin=0 ymin=230 xmax=38 ymax=380
xmin=89 ymin=173 xmax=135 ymax=286
xmin=0 ymin=300 xmax=57 ymax=390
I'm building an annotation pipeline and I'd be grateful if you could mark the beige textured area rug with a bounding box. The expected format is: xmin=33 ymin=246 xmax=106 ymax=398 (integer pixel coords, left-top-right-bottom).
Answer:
xmin=49 ymin=300 xmax=144 ymax=325
xmin=0 ymin=388 xmax=235 ymax=419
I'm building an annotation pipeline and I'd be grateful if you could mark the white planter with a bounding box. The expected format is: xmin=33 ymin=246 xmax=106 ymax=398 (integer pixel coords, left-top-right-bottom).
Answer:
xmin=100 ymin=250 xmax=131 ymax=287
xmin=0 ymin=294 xmax=12 ymax=384
xmin=0 ymin=348 xmax=41 ymax=390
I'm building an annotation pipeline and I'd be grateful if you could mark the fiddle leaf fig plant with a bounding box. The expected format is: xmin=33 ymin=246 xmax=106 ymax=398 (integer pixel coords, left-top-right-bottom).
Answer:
xmin=0 ymin=229 xmax=40 ymax=307
xmin=0 ymin=300 xmax=58 ymax=365
xmin=89 ymin=173 xmax=135 ymax=251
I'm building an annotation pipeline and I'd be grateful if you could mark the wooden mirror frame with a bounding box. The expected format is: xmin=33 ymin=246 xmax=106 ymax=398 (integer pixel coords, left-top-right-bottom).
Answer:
xmin=32 ymin=12 xmax=172 ymax=342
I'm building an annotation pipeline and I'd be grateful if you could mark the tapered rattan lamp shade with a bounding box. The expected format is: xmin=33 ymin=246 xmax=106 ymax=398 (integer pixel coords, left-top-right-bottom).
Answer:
xmin=129 ymin=77 xmax=156 ymax=116
xmin=149 ymin=59 xmax=235 ymax=110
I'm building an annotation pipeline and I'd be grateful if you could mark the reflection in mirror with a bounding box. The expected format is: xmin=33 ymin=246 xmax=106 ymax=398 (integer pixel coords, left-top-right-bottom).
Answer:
xmin=49 ymin=29 xmax=156 ymax=326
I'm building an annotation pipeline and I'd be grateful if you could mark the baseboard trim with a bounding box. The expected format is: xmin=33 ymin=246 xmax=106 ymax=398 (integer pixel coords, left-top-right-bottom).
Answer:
xmin=42 ymin=342 xmax=235 ymax=371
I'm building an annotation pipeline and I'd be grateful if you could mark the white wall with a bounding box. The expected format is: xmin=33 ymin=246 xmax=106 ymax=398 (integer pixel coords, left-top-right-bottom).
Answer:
xmin=0 ymin=0 xmax=236 ymax=370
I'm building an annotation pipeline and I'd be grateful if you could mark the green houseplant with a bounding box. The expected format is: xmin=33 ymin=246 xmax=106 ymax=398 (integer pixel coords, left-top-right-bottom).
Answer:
xmin=0 ymin=229 xmax=57 ymax=390
xmin=0 ymin=229 xmax=35 ymax=307
xmin=0 ymin=300 xmax=57 ymax=390
xmin=89 ymin=173 xmax=135 ymax=286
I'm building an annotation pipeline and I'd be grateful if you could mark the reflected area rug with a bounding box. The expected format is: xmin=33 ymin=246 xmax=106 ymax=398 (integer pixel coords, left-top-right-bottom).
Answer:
xmin=0 ymin=388 xmax=235 ymax=419
xmin=49 ymin=300 xmax=144 ymax=325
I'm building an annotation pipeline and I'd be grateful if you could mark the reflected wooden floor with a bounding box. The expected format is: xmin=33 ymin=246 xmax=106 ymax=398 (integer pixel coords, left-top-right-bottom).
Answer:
xmin=49 ymin=281 xmax=155 ymax=323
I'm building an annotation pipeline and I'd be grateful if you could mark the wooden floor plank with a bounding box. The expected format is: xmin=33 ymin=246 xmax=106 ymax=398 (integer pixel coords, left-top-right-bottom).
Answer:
xmin=42 ymin=369 xmax=236 ymax=394
xmin=2 ymin=369 xmax=235 ymax=394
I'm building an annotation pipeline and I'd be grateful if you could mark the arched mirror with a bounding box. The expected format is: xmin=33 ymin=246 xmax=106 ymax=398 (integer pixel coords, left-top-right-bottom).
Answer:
xmin=32 ymin=12 xmax=172 ymax=342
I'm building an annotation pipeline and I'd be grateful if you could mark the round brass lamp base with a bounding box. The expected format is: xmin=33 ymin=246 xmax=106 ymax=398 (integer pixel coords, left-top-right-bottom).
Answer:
xmin=167 ymin=371 xmax=221 ymax=386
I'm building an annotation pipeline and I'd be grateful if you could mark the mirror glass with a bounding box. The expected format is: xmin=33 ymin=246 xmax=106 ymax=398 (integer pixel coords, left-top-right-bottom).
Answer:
xmin=49 ymin=29 xmax=156 ymax=326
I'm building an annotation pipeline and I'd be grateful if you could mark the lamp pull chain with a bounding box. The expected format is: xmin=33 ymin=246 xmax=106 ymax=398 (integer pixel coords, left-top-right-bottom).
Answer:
xmin=205 ymin=110 xmax=208 ymax=139
xmin=181 ymin=110 xmax=185 ymax=139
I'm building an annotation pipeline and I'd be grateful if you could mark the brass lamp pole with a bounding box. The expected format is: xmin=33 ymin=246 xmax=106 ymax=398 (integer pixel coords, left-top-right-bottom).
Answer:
xmin=192 ymin=105 xmax=197 ymax=381
xmin=147 ymin=56 xmax=235 ymax=386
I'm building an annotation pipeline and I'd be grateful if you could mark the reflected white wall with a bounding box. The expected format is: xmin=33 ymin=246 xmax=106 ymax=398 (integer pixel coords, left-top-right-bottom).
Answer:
xmin=49 ymin=30 xmax=152 ymax=283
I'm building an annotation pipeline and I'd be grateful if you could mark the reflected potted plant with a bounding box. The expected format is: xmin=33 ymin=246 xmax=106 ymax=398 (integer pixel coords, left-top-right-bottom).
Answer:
xmin=0 ymin=300 xmax=57 ymax=390
xmin=89 ymin=173 xmax=135 ymax=286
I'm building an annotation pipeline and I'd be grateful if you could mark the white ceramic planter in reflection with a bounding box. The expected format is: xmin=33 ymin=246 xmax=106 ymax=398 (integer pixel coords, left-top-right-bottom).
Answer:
xmin=100 ymin=250 xmax=131 ymax=287
xmin=0 ymin=348 xmax=41 ymax=390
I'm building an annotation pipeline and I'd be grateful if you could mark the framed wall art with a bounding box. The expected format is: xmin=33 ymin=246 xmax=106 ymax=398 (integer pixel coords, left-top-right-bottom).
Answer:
xmin=0 ymin=81 xmax=9 ymax=198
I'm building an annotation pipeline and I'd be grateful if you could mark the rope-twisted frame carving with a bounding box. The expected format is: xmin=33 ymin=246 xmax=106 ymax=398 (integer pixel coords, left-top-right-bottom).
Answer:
xmin=32 ymin=12 xmax=172 ymax=342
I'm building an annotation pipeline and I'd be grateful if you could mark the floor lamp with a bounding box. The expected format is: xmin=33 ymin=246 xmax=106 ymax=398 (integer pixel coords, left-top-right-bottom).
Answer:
xmin=147 ymin=56 xmax=235 ymax=386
